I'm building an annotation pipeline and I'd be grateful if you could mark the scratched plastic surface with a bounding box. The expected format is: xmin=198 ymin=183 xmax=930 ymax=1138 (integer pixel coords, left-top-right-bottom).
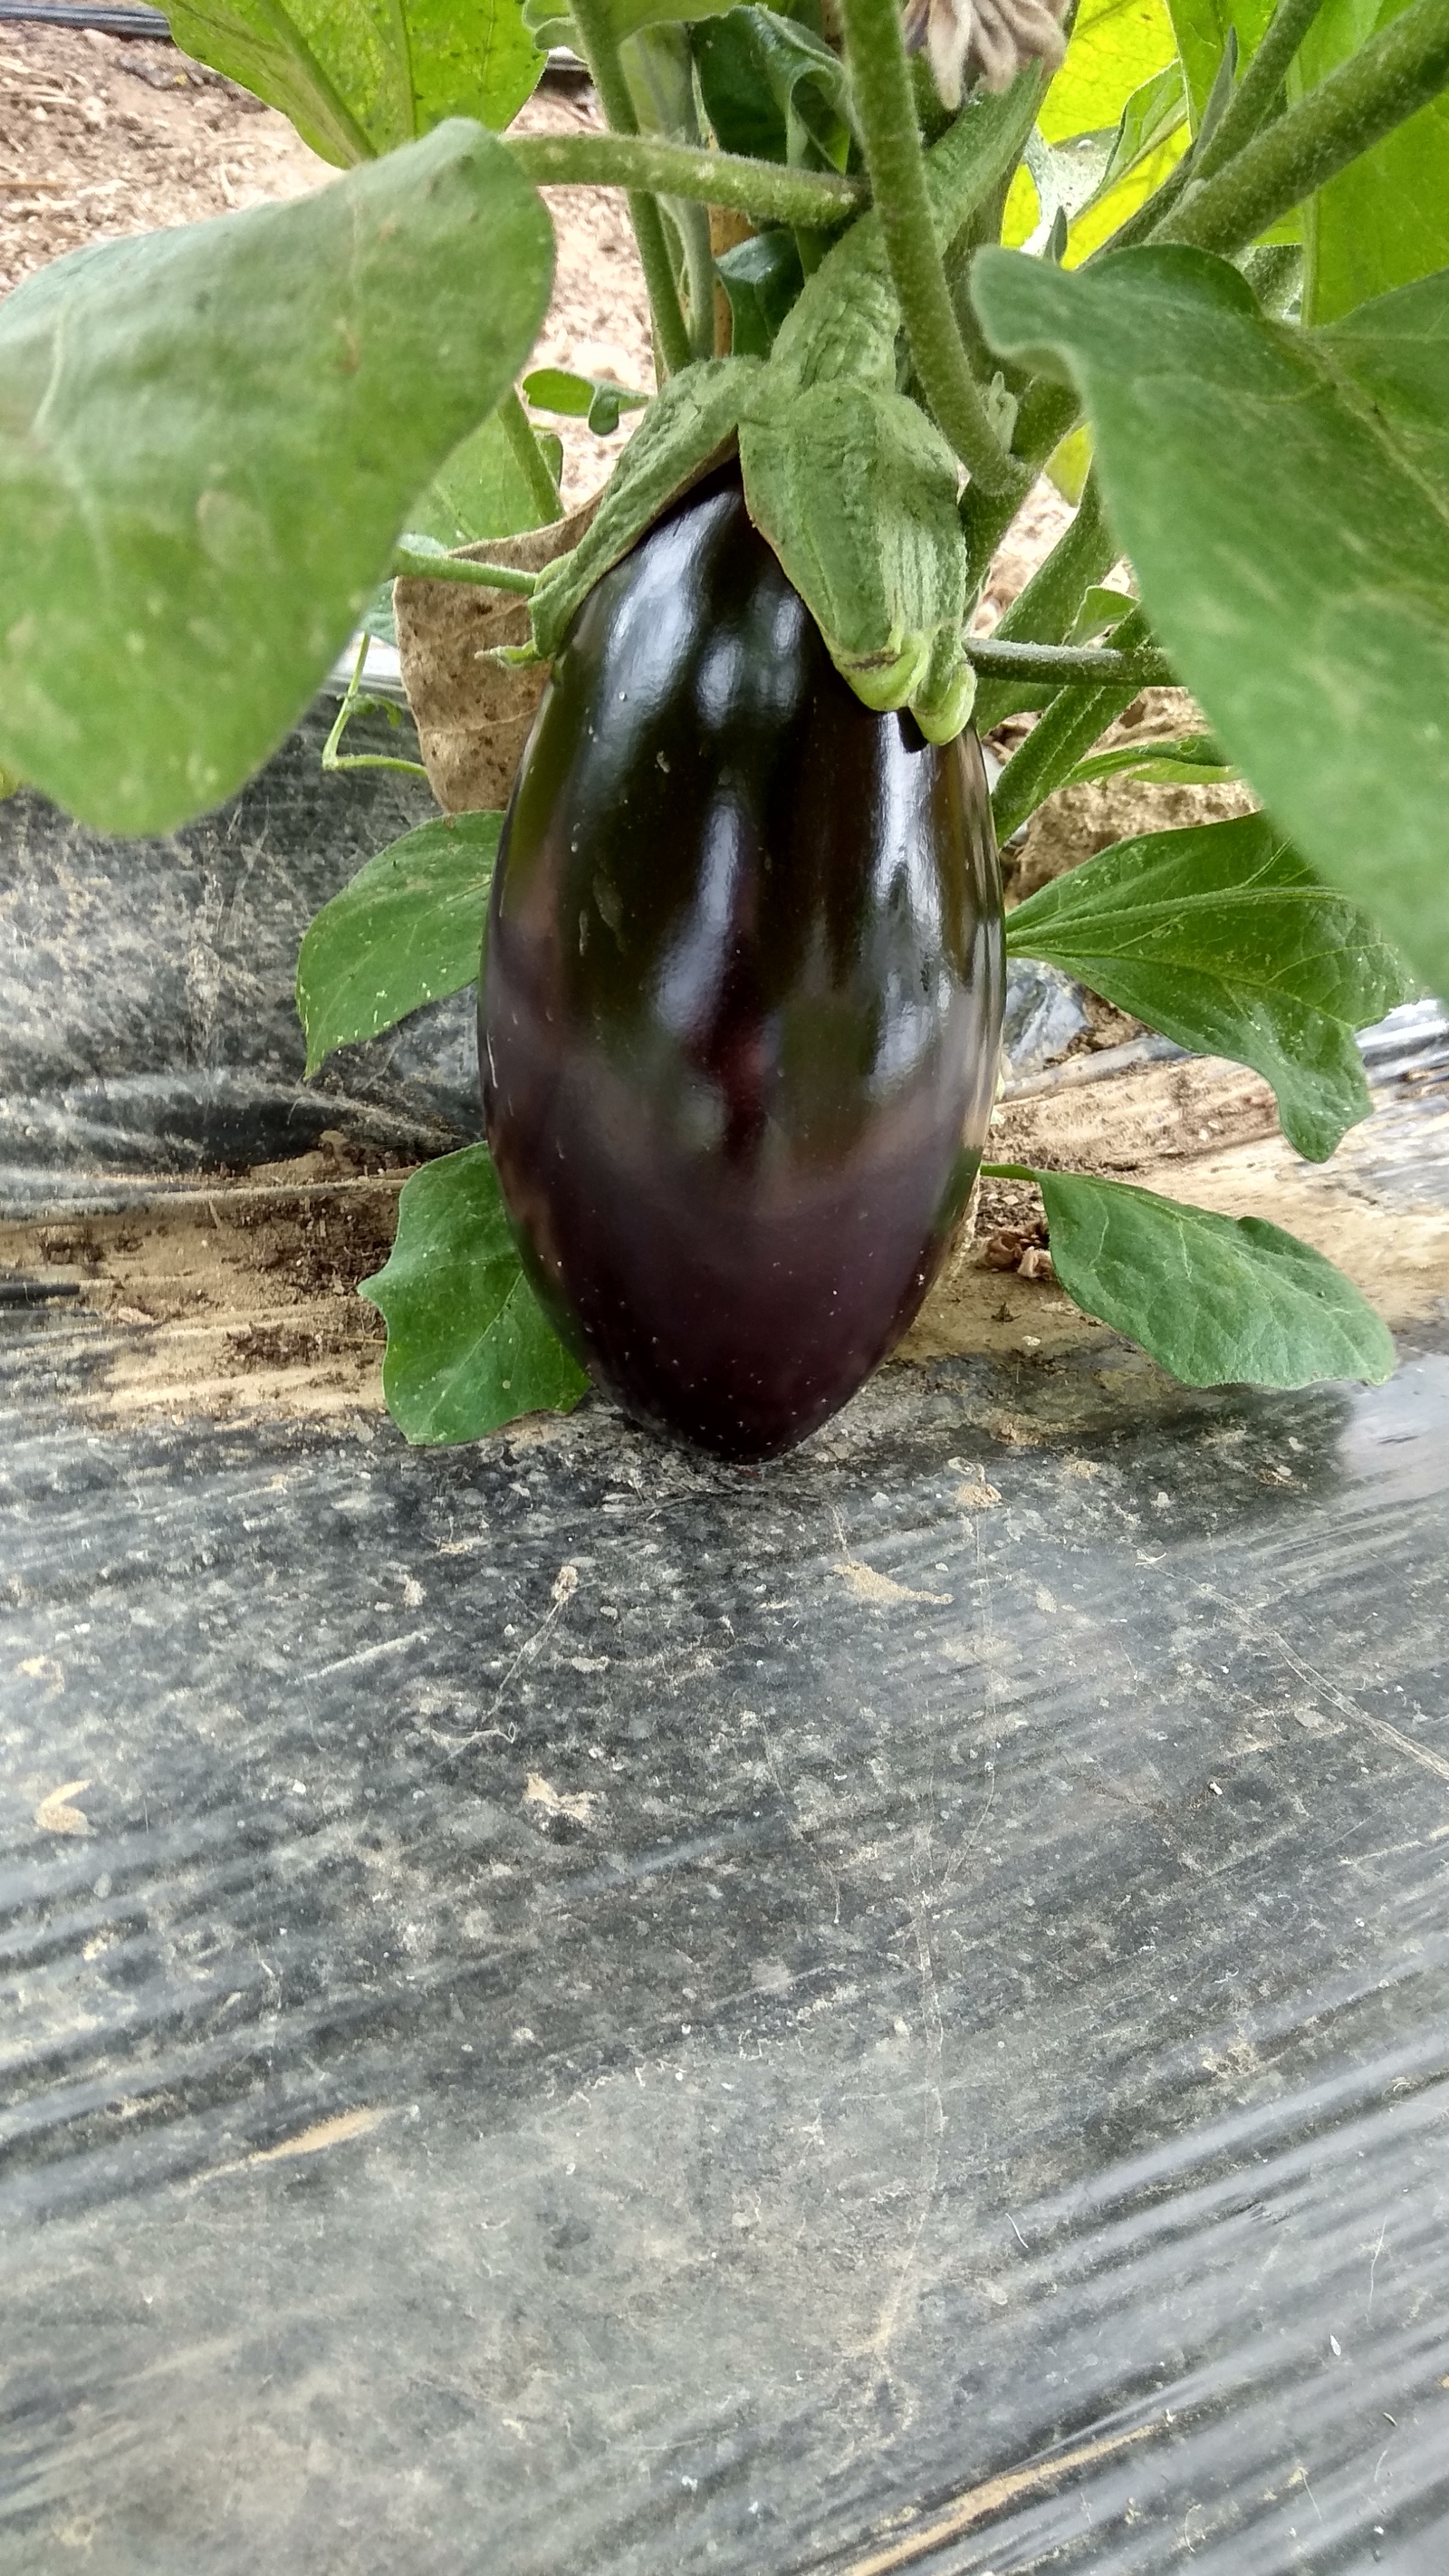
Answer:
xmin=4 ymin=724 xmax=1449 ymax=2576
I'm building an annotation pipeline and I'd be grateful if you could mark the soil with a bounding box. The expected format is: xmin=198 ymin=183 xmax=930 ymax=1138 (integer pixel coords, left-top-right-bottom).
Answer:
xmin=0 ymin=30 xmax=654 ymax=509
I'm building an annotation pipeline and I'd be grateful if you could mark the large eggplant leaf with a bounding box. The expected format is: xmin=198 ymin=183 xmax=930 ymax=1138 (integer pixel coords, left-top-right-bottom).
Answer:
xmin=361 ymin=1145 xmax=589 ymax=1442
xmin=297 ymin=812 xmax=500 ymax=1072
xmin=1007 ymin=814 xmax=1415 ymax=1158
xmin=166 ymin=0 xmax=542 ymax=167
xmin=1296 ymin=0 xmax=1449 ymax=322
xmin=0 ymin=122 xmax=552 ymax=836
xmin=1029 ymin=1169 xmax=1396 ymax=1384
xmin=972 ymin=245 xmax=1449 ymax=1004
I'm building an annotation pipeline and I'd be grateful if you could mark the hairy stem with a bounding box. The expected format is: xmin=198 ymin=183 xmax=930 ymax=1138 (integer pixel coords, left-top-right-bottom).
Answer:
xmin=497 ymin=388 xmax=561 ymax=524
xmin=1192 ymin=0 xmax=1330 ymax=179
xmin=967 ymin=637 xmax=1173 ymax=683
xmin=1158 ymin=0 xmax=1449 ymax=253
xmin=562 ymin=0 xmax=694 ymax=376
xmin=839 ymin=0 xmax=1024 ymax=493
xmin=506 ymin=132 xmax=868 ymax=227
xmin=970 ymin=473 xmax=1120 ymax=729
xmin=390 ymin=546 xmax=538 ymax=595
xmin=990 ymin=606 xmax=1156 ymax=844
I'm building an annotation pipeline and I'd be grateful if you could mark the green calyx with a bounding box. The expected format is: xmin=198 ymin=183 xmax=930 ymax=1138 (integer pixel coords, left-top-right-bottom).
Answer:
xmin=521 ymin=87 xmax=1054 ymax=741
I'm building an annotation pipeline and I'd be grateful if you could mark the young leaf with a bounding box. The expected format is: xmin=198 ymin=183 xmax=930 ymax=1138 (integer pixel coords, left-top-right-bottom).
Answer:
xmin=1026 ymin=1168 xmax=1396 ymax=1385
xmin=1061 ymin=733 xmax=1233 ymax=785
xmin=971 ymin=247 xmax=1449 ymax=1005
xmin=1066 ymin=583 xmax=1137 ymax=641
xmin=0 ymin=123 xmax=553 ymax=836
xmin=693 ymin=6 xmax=856 ymax=172
xmin=360 ymin=1144 xmax=589 ymax=1443
xmin=164 ymin=0 xmax=543 ymax=167
xmin=523 ymin=368 xmax=649 ymax=437
xmin=715 ymin=229 xmax=807 ymax=357
xmin=1007 ymin=814 xmax=1415 ymax=1158
xmin=297 ymin=812 xmax=501 ymax=1074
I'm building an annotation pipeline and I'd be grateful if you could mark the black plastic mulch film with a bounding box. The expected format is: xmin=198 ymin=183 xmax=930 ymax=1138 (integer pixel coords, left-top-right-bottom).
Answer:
xmin=2 ymin=705 xmax=1448 ymax=2575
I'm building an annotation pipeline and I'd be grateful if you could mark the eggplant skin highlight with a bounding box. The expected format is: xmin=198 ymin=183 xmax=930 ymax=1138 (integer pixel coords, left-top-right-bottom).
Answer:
xmin=481 ymin=466 xmax=1004 ymax=1461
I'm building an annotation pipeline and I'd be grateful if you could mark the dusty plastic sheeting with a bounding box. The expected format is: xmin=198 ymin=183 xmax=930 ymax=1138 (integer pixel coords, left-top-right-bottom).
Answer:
xmin=4 ymin=706 xmax=1449 ymax=2573
xmin=0 ymin=706 xmax=475 ymax=1201
xmin=5 ymin=1312 xmax=1449 ymax=2573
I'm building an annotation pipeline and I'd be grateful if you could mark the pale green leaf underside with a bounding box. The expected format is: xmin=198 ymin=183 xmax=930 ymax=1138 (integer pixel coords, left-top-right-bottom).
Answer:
xmin=1007 ymin=813 xmax=1415 ymax=1158
xmin=1034 ymin=1169 xmax=1396 ymax=1386
xmin=297 ymin=812 xmax=500 ymax=1072
xmin=0 ymin=123 xmax=552 ymax=834
xmin=361 ymin=1144 xmax=588 ymax=1443
xmin=166 ymin=0 xmax=542 ymax=168
xmin=971 ymin=246 xmax=1449 ymax=1005
xmin=1062 ymin=732 xmax=1233 ymax=785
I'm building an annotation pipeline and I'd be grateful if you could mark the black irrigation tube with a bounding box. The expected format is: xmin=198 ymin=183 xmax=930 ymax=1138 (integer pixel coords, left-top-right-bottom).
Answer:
xmin=0 ymin=1 xmax=171 ymax=30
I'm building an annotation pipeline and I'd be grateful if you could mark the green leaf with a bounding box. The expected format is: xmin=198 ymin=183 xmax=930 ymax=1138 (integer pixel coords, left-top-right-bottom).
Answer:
xmin=1067 ymin=582 xmax=1137 ymax=639
xmin=970 ymin=245 xmax=1449 ymax=1005
xmin=1008 ymin=813 xmax=1415 ymax=1158
xmin=715 ymin=228 xmax=807 ymax=355
xmin=0 ymin=123 xmax=553 ymax=836
xmin=165 ymin=0 xmax=543 ymax=168
xmin=1099 ymin=59 xmax=1189 ymax=184
xmin=360 ymin=1144 xmax=589 ymax=1443
xmin=297 ymin=812 xmax=500 ymax=1073
xmin=1297 ymin=0 xmax=1449 ymax=322
xmin=1028 ymin=1168 xmax=1396 ymax=1383
xmin=1042 ymin=0 xmax=1181 ymax=142
xmin=693 ymin=5 xmax=855 ymax=172
xmin=523 ymin=367 xmax=650 ymax=437
xmin=1061 ymin=730 xmax=1234 ymax=781
xmin=1165 ymin=0 xmax=1272 ymax=121
xmin=409 ymin=410 xmax=561 ymax=552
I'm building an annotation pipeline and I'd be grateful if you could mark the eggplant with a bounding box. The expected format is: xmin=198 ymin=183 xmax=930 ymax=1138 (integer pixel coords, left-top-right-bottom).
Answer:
xmin=481 ymin=466 xmax=1003 ymax=1461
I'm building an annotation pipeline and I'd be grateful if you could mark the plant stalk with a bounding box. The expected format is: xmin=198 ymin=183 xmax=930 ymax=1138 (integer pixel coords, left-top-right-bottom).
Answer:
xmin=838 ymin=0 xmax=1024 ymax=494
xmin=497 ymin=388 xmax=561 ymax=524
xmin=990 ymin=606 xmax=1157 ymax=845
xmin=561 ymin=0 xmax=694 ymax=376
xmin=970 ymin=473 xmax=1120 ymax=729
xmin=390 ymin=546 xmax=538 ymax=595
xmin=506 ymin=132 xmax=868 ymax=227
xmin=1158 ymin=0 xmax=1449 ymax=254
xmin=967 ymin=636 xmax=1174 ymax=684
xmin=1191 ymin=0 xmax=1330 ymax=180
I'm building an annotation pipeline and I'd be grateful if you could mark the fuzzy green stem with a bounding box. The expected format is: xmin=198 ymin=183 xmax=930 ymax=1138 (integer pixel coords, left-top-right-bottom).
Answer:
xmin=980 ymin=1161 xmax=1039 ymax=1181
xmin=497 ymin=388 xmax=561 ymax=525
xmin=561 ymin=0 xmax=694 ymax=376
xmin=990 ymin=606 xmax=1156 ymax=844
xmin=322 ymin=634 xmax=429 ymax=779
xmin=390 ymin=546 xmax=538 ymax=595
xmin=838 ymin=0 xmax=1024 ymax=494
xmin=505 ymin=132 xmax=867 ymax=227
xmin=970 ymin=474 xmax=1119 ymax=729
xmin=1192 ymin=0 xmax=1330 ymax=179
xmin=967 ymin=637 xmax=1174 ymax=684
xmin=1159 ymin=0 xmax=1449 ymax=253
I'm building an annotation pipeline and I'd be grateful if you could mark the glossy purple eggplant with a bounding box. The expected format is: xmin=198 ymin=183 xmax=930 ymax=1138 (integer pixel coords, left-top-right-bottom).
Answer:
xmin=481 ymin=466 xmax=1003 ymax=1460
